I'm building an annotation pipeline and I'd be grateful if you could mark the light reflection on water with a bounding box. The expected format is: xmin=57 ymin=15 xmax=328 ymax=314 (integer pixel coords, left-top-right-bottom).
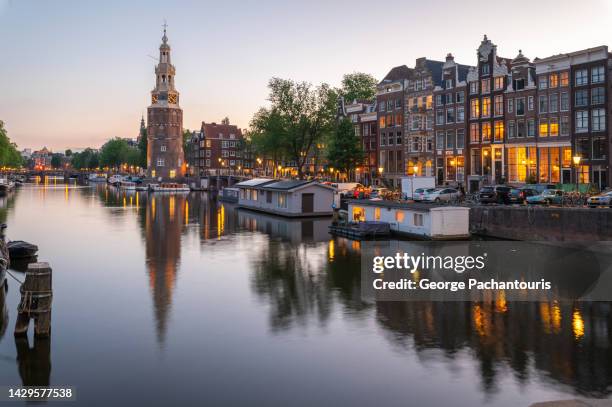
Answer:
xmin=0 ymin=183 xmax=609 ymax=406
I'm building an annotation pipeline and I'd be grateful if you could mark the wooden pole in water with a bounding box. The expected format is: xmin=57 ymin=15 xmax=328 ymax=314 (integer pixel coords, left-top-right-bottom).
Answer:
xmin=14 ymin=262 xmax=52 ymax=338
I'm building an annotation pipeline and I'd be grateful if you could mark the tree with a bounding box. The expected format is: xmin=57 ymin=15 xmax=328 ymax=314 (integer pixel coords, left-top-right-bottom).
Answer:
xmin=0 ymin=121 xmax=23 ymax=168
xmin=326 ymin=117 xmax=364 ymax=178
xmin=340 ymin=72 xmax=377 ymax=103
xmin=50 ymin=153 xmax=63 ymax=169
xmin=138 ymin=124 xmax=147 ymax=169
xmin=250 ymin=78 xmax=337 ymax=179
xmin=65 ymin=149 xmax=73 ymax=157
xmin=99 ymin=138 xmax=131 ymax=169
xmin=71 ymin=148 xmax=100 ymax=170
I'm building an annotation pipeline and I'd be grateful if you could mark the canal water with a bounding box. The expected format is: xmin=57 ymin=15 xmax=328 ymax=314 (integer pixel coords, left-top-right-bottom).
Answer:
xmin=0 ymin=181 xmax=610 ymax=406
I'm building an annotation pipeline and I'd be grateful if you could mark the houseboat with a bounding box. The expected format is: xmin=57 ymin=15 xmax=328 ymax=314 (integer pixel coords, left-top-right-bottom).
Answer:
xmin=219 ymin=187 xmax=240 ymax=203
xmin=346 ymin=200 xmax=470 ymax=240
xmin=0 ymin=178 xmax=14 ymax=196
xmin=235 ymin=178 xmax=335 ymax=218
xmin=149 ymin=183 xmax=190 ymax=193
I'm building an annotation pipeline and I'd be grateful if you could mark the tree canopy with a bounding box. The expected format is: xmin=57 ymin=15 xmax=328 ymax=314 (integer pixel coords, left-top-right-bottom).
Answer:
xmin=0 ymin=121 xmax=23 ymax=168
xmin=340 ymin=72 xmax=378 ymax=103
xmin=70 ymin=148 xmax=100 ymax=170
xmin=99 ymin=138 xmax=140 ymax=169
xmin=326 ymin=117 xmax=364 ymax=175
xmin=250 ymin=78 xmax=337 ymax=178
xmin=50 ymin=153 xmax=63 ymax=169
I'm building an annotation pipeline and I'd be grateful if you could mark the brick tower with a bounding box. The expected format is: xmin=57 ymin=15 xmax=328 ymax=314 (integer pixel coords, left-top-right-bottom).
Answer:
xmin=147 ymin=25 xmax=184 ymax=180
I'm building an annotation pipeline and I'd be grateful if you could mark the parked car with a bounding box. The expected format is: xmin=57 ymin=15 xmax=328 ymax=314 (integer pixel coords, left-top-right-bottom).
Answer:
xmin=587 ymin=190 xmax=612 ymax=207
xmin=422 ymin=188 xmax=460 ymax=203
xmin=370 ymin=187 xmax=390 ymax=199
xmin=532 ymin=183 xmax=558 ymax=194
xmin=412 ymin=187 xmax=436 ymax=201
xmin=508 ymin=187 xmax=538 ymax=204
xmin=478 ymin=185 xmax=512 ymax=204
xmin=526 ymin=189 xmax=564 ymax=205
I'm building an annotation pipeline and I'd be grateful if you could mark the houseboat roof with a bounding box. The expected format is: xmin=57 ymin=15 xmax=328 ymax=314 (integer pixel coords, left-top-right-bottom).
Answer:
xmin=262 ymin=180 xmax=335 ymax=192
xmin=348 ymin=200 xmax=468 ymax=212
xmin=235 ymin=178 xmax=275 ymax=187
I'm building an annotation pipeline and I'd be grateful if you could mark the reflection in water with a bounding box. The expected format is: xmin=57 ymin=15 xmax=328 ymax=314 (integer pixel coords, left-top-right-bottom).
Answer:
xmin=15 ymin=336 xmax=51 ymax=386
xmin=1 ymin=183 xmax=611 ymax=404
xmin=143 ymin=194 xmax=185 ymax=346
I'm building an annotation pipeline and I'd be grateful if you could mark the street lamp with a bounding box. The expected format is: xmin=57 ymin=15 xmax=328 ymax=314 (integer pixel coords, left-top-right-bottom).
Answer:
xmin=573 ymin=155 xmax=582 ymax=191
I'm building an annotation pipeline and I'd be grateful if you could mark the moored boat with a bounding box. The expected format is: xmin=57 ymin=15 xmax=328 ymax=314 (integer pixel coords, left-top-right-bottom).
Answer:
xmin=7 ymin=240 xmax=38 ymax=259
xmin=107 ymin=174 xmax=124 ymax=186
xmin=149 ymin=182 xmax=190 ymax=193
xmin=88 ymin=173 xmax=107 ymax=182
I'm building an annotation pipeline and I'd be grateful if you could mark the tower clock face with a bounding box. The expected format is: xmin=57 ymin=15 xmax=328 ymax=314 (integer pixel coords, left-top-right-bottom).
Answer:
xmin=152 ymin=94 xmax=158 ymax=104
xmin=169 ymin=94 xmax=177 ymax=104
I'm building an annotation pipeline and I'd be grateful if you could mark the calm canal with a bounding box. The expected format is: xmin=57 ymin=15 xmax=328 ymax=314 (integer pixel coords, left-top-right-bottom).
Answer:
xmin=0 ymin=181 xmax=610 ymax=406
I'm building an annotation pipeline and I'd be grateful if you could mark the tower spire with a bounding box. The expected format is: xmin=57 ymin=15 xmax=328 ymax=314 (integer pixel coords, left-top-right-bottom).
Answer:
xmin=162 ymin=19 xmax=168 ymax=44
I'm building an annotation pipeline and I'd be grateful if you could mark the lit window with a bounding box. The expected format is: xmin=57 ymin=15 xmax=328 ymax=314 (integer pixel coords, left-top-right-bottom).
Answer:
xmin=481 ymin=97 xmax=491 ymax=117
xmin=374 ymin=208 xmax=381 ymax=221
xmin=395 ymin=210 xmax=405 ymax=223
xmin=494 ymin=121 xmax=504 ymax=142
xmin=160 ymin=145 xmax=166 ymax=152
xmin=494 ymin=77 xmax=504 ymax=90
xmin=560 ymin=72 xmax=569 ymax=87
xmin=470 ymin=99 xmax=480 ymax=119
xmin=549 ymin=73 xmax=558 ymax=88
xmin=550 ymin=118 xmax=559 ymax=136
xmin=156 ymin=158 xmax=165 ymax=167
xmin=169 ymin=169 xmax=176 ymax=178
xmin=482 ymin=122 xmax=491 ymax=142
xmin=539 ymin=120 xmax=548 ymax=137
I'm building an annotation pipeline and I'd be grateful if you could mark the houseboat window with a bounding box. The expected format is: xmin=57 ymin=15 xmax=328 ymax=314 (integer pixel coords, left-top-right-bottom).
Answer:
xmin=252 ymin=189 xmax=258 ymax=201
xmin=266 ymin=191 xmax=272 ymax=203
xmin=240 ymin=189 xmax=245 ymax=199
xmin=278 ymin=193 xmax=287 ymax=208
xmin=413 ymin=213 xmax=423 ymax=226
xmin=395 ymin=211 xmax=405 ymax=222
xmin=352 ymin=207 xmax=365 ymax=222
xmin=374 ymin=208 xmax=381 ymax=221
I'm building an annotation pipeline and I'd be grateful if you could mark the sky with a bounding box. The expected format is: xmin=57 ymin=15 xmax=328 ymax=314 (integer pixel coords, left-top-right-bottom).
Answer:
xmin=1 ymin=0 xmax=611 ymax=151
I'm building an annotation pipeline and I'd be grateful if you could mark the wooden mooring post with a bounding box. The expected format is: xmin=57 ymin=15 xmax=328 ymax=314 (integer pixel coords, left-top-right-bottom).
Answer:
xmin=14 ymin=262 xmax=52 ymax=338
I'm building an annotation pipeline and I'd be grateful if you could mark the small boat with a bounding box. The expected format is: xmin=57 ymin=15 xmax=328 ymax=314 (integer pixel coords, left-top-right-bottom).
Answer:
xmin=0 ymin=178 xmax=14 ymax=197
xmin=88 ymin=173 xmax=107 ymax=182
xmin=149 ymin=182 xmax=190 ymax=193
xmin=107 ymin=175 xmax=124 ymax=186
xmin=219 ymin=187 xmax=239 ymax=203
xmin=135 ymin=185 xmax=148 ymax=191
xmin=7 ymin=241 xmax=38 ymax=259
xmin=119 ymin=180 xmax=137 ymax=190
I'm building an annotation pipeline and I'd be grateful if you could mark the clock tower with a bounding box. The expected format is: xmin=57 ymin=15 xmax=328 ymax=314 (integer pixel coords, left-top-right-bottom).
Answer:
xmin=147 ymin=25 xmax=184 ymax=180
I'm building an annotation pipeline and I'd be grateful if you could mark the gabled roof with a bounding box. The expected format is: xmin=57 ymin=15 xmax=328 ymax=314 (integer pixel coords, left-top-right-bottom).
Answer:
xmin=235 ymin=178 xmax=275 ymax=187
xmin=379 ymin=65 xmax=413 ymax=84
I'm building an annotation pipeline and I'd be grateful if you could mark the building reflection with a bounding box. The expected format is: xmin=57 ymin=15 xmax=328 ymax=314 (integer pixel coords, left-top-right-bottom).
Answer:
xmin=143 ymin=193 xmax=186 ymax=345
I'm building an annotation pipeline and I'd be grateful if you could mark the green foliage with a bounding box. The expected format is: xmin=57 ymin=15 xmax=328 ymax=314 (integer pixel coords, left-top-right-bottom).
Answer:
xmin=250 ymin=77 xmax=337 ymax=178
xmin=51 ymin=153 xmax=63 ymax=169
xmin=71 ymin=148 xmax=100 ymax=170
xmin=182 ymin=129 xmax=191 ymax=155
xmin=0 ymin=121 xmax=23 ymax=168
xmin=138 ymin=126 xmax=147 ymax=168
xmin=99 ymin=138 xmax=141 ymax=169
xmin=65 ymin=149 xmax=73 ymax=157
xmin=340 ymin=72 xmax=377 ymax=103
xmin=326 ymin=118 xmax=364 ymax=174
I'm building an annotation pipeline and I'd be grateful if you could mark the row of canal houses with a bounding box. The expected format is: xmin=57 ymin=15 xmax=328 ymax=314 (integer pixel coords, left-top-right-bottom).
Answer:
xmin=342 ymin=35 xmax=612 ymax=192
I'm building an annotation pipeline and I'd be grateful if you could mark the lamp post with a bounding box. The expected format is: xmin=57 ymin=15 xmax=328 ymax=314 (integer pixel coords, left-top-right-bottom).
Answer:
xmin=573 ymin=155 xmax=582 ymax=191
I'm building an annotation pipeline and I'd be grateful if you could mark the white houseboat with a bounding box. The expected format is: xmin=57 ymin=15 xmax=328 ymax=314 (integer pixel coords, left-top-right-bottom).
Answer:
xmin=347 ymin=200 xmax=470 ymax=240
xmin=236 ymin=179 xmax=335 ymax=218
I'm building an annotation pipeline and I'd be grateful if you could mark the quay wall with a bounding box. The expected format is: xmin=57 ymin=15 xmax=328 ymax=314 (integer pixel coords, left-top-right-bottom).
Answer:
xmin=470 ymin=206 xmax=612 ymax=241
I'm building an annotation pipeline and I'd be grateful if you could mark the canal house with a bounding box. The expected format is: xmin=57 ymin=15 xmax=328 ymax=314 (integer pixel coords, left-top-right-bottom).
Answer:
xmin=348 ymin=200 xmax=470 ymax=240
xmin=236 ymin=179 xmax=335 ymax=217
